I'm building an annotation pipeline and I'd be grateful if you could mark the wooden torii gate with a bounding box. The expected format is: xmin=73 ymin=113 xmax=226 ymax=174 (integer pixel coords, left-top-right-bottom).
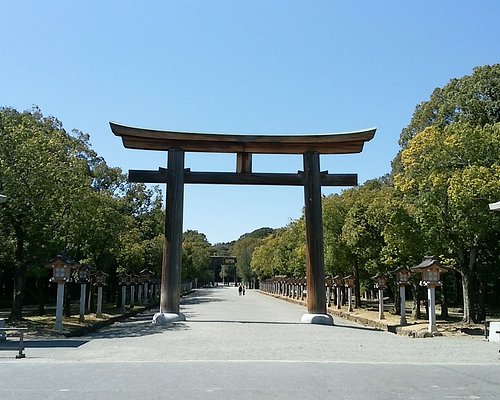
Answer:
xmin=111 ymin=122 xmax=376 ymax=325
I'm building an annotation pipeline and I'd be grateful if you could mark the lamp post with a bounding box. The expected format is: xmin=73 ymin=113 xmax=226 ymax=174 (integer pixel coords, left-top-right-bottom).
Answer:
xmin=332 ymin=275 xmax=343 ymax=309
xmin=130 ymin=274 xmax=137 ymax=308
xmin=325 ymin=277 xmax=333 ymax=307
xmin=118 ymin=273 xmax=129 ymax=313
xmin=411 ymin=256 xmax=448 ymax=333
xmin=46 ymin=253 xmax=75 ymax=331
xmin=371 ymin=273 xmax=387 ymax=320
xmin=140 ymin=269 xmax=153 ymax=304
xmin=76 ymin=264 xmax=92 ymax=322
xmin=93 ymin=270 xmax=108 ymax=318
xmin=393 ymin=266 xmax=411 ymax=325
xmin=344 ymin=275 xmax=355 ymax=312
xmin=137 ymin=274 xmax=144 ymax=305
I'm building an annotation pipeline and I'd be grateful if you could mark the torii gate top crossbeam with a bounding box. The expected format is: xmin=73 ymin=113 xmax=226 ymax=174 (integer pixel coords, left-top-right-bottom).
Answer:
xmin=110 ymin=122 xmax=376 ymax=155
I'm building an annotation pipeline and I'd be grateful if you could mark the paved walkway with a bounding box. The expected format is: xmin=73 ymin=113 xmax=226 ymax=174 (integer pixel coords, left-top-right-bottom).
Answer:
xmin=1 ymin=287 xmax=499 ymax=399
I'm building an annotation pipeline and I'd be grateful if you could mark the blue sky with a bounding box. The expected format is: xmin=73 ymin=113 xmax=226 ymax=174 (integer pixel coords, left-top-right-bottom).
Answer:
xmin=2 ymin=1 xmax=499 ymax=244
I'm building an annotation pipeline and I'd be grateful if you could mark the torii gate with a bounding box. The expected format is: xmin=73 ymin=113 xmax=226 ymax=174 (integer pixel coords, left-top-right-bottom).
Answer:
xmin=111 ymin=122 xmax=375 ymax=325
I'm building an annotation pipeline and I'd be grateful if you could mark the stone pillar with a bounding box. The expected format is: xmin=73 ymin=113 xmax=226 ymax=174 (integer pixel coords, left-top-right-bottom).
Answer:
xmin=138 ymin=284 xmax=143 ymax=305
xmin=378 ymin=288 xmax=385 ymax=320
xmin=96 ymin=286 xmax=104 ymax=318
xmin=428 ymin=286 xmax=437 ymax=333
xmin=130 ymin=285 xmax=135 ymax=308
xmin=79 ymin=283 xmax=87 ymax=322
xmin=121 ymin=285 xmax=127 ymax=313
xmin=55 ymin=283 xmax=65 ymax=331
xmin=400 ymin=286 xmax=407 ymax=325
xmin=336 ymin=286 xmax=341 ymax=309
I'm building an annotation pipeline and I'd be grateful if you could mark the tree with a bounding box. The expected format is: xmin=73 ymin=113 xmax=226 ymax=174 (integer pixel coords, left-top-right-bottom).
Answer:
xmin=182 ymin=230 xmax=212 ymax=285
xmin=394 ymin=123 xmax=500 ymax=322
xmin=231 ymin=227 xmax=275 ymax=283
xmin=399 ymin=64 xmax=500 ymax=149
xmin=250 ymin=234 xmax=279 ymax=279
xmin=0 ymin=107 xmax=95 ymax=319
xmin=0 ymin=107 xmax=166 ymax=318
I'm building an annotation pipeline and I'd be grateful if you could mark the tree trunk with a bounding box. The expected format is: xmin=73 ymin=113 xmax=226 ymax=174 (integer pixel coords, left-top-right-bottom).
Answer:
xmin=64 ymin=285 xmax=71 ymax=317
xmin=461 ymin=270 xmax=472 ymax=323
xmin=439 ymin=285 xmax=449 ymax=319
xmin=10 ymin=226 xmax=26 ymax=320
xmin=411 ymin=282 xmax=421 ymax=319
xmin=394 ymin=283 xmax=401 ymax=315
xmin=354 ymin=261 xmax=361 ymax=308
xmin=11 ymin=267 xmax=25 ymax=320
xmin=36 ymin=279 xmax=46 ymax=316
xmin=459 ymin=243 xmax=481 ymax=323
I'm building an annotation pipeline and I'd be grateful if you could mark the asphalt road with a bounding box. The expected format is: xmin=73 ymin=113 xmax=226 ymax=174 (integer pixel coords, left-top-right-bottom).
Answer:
xmin=1 ymin=286 xmax=499 ymax=399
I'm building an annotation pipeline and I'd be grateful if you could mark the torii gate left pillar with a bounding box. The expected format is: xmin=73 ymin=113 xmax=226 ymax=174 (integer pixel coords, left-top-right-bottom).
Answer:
xmin=301 ymin=152 xmax=332 ymax=325
xmin=152 ymin=148 xmax=186 ymax=324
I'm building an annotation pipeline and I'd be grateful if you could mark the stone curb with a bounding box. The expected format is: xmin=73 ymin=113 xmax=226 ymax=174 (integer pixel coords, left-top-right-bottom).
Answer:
xmin=258 ymin=290 xmax=443 ymax=337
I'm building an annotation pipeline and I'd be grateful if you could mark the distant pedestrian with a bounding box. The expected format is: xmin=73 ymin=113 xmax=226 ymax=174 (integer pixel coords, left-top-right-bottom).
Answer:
xmin=238 ymin=283 xmax=242 ymax=296
xmin=242 ymin=285 xmax=246 ymax=295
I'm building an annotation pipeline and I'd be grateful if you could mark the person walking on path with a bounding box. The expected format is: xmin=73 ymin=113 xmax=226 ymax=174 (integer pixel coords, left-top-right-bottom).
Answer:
xmin=238 ymin=283 xmax=243 ymax=296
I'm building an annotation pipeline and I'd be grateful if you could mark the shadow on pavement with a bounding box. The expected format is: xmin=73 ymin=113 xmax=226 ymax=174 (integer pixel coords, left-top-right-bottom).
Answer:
xmin=333 ymin=322 xmax=384 ymax=333
xmin=88 ymin=312 xmax=190 ymax=339
xmin=0 ymin=338 xmax=87 ymax=349
xmin=180 ymin=289 xmax=228 ymax=306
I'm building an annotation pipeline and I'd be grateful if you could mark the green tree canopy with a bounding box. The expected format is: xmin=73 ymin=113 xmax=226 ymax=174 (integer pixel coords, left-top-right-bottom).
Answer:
xmin=399 ymin=64 xmax=500 ymax=149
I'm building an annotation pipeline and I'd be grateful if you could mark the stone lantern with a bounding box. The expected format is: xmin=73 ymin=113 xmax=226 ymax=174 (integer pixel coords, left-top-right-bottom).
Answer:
xmin=46 ymin=252 xmax=75 ymax=331
xmin=129 ymin=274 xmax=138 ymax=308
xmin=76 ymin=264 xmax=92 ymax=322
xmin=411 ymin=256 xmax=448 ymax=333
xmin=139 ymin=269 xmax=154 ymax=304
xmin=93 ymin=270 xmax=109 ymax=318
xmin=117 ymin=273 xmax=130 ymax=313
xmin=371 ymin=273 xmax=387 ymax=320
xmin=332 ymin=275 xmax=343 ymax=310
xmin=136 ymin=274 xmax=144 ymax=305
xmin=325 ymin=277 xmax=333 ymax=307
xmin=393 ymin=266 xmax=411 ymax=325
xmin=344 ymin=275 xmax=356 ymax=312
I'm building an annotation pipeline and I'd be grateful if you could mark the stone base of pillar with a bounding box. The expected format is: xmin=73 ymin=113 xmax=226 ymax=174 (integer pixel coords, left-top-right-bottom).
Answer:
xmin=300 ymin=313 xmax=334 ymax=326
xmin=152 ymin=312 xmax=186 ymax=325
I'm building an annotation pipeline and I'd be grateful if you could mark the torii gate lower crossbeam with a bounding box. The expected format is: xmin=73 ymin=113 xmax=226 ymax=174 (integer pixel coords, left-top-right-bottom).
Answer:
xmin=110 ymin=122 xmax=376 ymax=325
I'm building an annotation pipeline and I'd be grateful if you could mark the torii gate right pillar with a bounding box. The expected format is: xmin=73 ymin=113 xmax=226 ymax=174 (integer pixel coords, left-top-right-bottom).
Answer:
xmin=301 ymin=152 xmax=333 ymax=325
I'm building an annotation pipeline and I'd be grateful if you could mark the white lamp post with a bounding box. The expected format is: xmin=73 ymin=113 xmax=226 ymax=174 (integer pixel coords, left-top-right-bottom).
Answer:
xmin=76 ymin=264 xmax=92 ymax=322
xmin=118 ymin=273 xmax=130 ymax=313
xmin=371 ymin=273 xmax=387 ymax=320
xmin=46 ymin=253 xmax=74 ymax=331
xmin=325 ymin=277 xmax=333 ymax=307
xmin=93 ymin=270 xmax=108 ymax=318
xmin=332 ymin=275 xmax=343 ymax=309
xmin=137 ymin=275 xmax=144 ymax=305
xmin=412 ymin=256 xmax=448 ymax=333
xmin=393 ymin=266 xmax=411 ymax=326
xmin=140 ymin=269 xmax=153 ymax=304
xmin=344 ymin=275 xmax=355 ymax=312
xmin=129 ymin=274 xmax=138 ymax=308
